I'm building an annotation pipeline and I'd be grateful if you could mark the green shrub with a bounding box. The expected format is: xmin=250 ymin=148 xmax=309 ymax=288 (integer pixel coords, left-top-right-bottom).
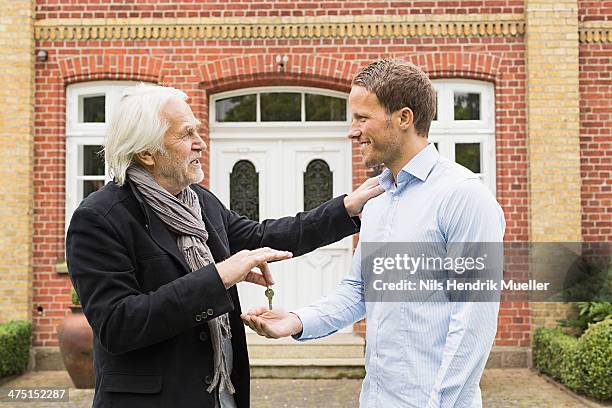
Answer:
xmin=533 ymin=321 xmax=612 ymax=401
xmin=577 ymin=319 xmax=612 ymax=400
xmin=533 ymin=327 xmax=581 ymax=391
xmin=0 ymin=320 xmax=32 ymax=378
xmin=559 ymin=302 xmax=612 ymax=336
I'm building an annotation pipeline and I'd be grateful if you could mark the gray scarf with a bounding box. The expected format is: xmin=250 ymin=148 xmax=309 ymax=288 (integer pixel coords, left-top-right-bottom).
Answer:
xmin=126 ymin=164 xmax=235 ymax=396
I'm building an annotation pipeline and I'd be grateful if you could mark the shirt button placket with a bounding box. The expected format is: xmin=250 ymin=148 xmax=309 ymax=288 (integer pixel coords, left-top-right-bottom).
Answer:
xmin=383 ymin=194 xmax=399 ymax=240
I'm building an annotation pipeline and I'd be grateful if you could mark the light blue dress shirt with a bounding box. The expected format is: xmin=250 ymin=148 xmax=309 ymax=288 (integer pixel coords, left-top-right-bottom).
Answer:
xmin=293 ymin=143 xmax=506 ymax=408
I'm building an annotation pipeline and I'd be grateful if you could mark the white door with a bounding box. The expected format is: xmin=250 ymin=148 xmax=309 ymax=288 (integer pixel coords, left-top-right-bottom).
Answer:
xmin=210 ymin=138 xmax=353 ymax=322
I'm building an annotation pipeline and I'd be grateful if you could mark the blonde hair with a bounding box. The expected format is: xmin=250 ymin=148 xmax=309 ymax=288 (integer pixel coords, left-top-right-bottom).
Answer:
xmin=104 ymin=83 xmax=188 ymax=185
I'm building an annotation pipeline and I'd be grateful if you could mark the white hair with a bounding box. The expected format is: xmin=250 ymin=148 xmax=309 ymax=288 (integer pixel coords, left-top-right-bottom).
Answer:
xmin=104 ymin=83 xmax=188 ymax=185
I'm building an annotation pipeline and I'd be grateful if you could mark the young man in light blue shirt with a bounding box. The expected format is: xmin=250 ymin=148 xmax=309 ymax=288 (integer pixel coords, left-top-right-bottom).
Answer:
xmin=242 ymin=59 xmax=506 ymax=408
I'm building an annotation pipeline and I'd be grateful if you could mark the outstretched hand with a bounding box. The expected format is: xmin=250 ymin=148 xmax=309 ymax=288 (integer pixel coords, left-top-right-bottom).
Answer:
xmin=241 ymin=307 xmax=303 ymax=339
xmin=343 ymin=176 xmax=385 ymax=217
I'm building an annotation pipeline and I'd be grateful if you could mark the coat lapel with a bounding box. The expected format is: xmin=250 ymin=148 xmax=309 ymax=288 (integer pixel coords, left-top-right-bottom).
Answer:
xmin=129 ymin=181 xmax=233 ymax=280
xmin=147 ymin=210 xmax=191 ymax=272
xmin=128 ymin=179 xmax=191 ymax=272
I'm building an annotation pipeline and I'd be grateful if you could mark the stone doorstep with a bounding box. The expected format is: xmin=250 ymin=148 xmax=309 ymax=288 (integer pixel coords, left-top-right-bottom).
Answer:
xmin=251 ymin=358 xmax=365 ymax=366
xmin=250 ymin=364 xmax=366 ymax=379
xmin=246 ymin=332 xmax=365 ymax=345
xmin=246 ymin=332 xmax=365 ymax=359
xmin=250 ymin=357 xmax=366 ymax=378
xmin=248 ymin=333 xmax=366 ymax=377
xmin=32 ymin=345 xmax=530 ymax=372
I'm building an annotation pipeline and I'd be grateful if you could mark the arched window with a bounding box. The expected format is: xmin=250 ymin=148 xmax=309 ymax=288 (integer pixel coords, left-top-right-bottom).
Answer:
xmin=303 ymin=159 xmax=333 ymax=211
xmin=430 ymin=80 xmax=496 ymax=194
xmin=212 ymin=87 xmax=348 ymax=124
xmin=65 ymin=81 xmax=141 ymax=229
xmin=230 ymin=160 xmax=259 ymax=221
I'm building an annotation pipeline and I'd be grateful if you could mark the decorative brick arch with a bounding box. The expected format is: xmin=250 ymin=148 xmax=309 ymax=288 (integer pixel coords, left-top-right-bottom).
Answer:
xmin=57 ymin=55 xmax=164 ymax=85
xmin=398 ymin=52 xmax=503 ymax=82
xmin=198 ymin=55 xmax=363 ymax=93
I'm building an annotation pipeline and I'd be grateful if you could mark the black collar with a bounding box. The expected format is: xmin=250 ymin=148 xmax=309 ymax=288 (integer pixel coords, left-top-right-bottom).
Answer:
xmin=126 ymin=179 xmax=229 ymax=272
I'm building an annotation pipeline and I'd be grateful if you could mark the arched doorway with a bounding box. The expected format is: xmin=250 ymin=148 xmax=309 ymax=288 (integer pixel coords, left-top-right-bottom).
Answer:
xmin=209 ymin=86 xmax=352 ymax=328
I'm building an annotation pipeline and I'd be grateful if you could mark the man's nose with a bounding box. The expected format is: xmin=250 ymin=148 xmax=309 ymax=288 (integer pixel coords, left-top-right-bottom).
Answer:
xmin=194 ymin=132 xmax=207 ymax=151
xmin=347 ymin=128 xmax=361 ymax=140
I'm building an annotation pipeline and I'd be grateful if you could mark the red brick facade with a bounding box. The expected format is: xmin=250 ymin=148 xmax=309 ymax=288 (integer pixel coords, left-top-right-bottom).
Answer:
xmin=580 ymin=42 xmax=612 ymax=242
xmin=579 ymin=0 xmax=612 ymax=22
xmin=580 ymin=1 xmax=612 ymax=239
xmin=31 ymin=1 xmax=609 ymax=357
xmin=36 ymin=1 xmax=525 ymax=20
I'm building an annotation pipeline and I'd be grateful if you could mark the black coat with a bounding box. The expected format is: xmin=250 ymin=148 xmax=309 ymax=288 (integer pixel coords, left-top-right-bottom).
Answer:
xmin=66 ymin=180 xmax=360 ymax=408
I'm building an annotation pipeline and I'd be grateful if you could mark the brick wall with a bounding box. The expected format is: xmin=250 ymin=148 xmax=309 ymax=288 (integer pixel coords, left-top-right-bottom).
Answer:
xmin=28 ymin=0 xmax=611 ymax=355
xmin=580 ymin=42 xmax=612 ymax=242
xmin=32 ymin=30 xmax=530 ymax=349
xmin=35 ymin=1 xmax=525 ymax=20
xmin=0 ymin=0 xmax=35 ymax=323
xmin=579 ymin=0 xmax=612 ymax=22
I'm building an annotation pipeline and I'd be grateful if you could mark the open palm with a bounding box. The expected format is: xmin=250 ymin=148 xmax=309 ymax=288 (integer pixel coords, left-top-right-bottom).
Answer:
xmin=241 ymin=307 xmax=302 ymax=339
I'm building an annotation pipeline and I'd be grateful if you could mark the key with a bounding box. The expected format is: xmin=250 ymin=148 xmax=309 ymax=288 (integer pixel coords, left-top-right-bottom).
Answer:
xmin=265 ymin=286 xmax=274 ymax=310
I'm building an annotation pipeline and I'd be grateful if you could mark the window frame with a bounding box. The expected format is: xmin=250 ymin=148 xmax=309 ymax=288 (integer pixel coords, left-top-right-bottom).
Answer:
xmin=65 ymin=81 xmax=140 ymax=231
xmin=210 ymin=86 xmax=350 ymax=131
xmin=429 ymin=79 xmax=496 ymax=195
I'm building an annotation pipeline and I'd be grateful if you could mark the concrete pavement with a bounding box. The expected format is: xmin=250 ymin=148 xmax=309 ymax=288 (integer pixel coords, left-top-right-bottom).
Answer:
xmin=1 ymin=369 xmax=609 ymax=407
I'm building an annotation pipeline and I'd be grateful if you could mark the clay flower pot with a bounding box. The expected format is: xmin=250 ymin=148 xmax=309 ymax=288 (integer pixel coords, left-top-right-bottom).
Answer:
xmin=57 ymin=306 xmax=95 ymax=389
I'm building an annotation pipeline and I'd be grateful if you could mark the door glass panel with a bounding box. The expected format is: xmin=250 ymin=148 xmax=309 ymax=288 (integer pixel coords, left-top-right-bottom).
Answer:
xmin=454 ymin=92 xmax=480 ymax=120
xmin=81 ymin=95 xmax=105 ymax=123
xmin=216 ymin=94 xmax=256 ymax=122
xmin=83 ymin=180 xmax=105 ymax=198
xmin=305 ymin=94 xmax=346 ymax=121
xmin=82 ymin=145 xmax=104 ymax=176
xmin=304 ymin=159 xmax=333 ymax=211
xmin=455 ymin=143 xmax=481 ymax=173
xmin=230 ymin=160 xmax=259 ymax=221
xmin=261 ymin=93 xmax=301 ymax=122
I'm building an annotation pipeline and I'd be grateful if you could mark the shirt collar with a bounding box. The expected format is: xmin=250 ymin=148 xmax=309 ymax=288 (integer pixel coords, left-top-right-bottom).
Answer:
xmin=378 ymin=143 xmax=439 ymax=192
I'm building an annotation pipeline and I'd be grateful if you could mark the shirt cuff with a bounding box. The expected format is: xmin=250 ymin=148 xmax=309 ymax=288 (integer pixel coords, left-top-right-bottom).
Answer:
xmin=290 ymin=306 xmax=326 ymax=341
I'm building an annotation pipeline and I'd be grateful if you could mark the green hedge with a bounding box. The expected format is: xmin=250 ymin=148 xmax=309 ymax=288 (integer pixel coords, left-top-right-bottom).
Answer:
xmin=577 ymin=319 xmax=612 ymax=400
xmin=0 ymin=320 xmax=32 ymax=378
xmin=533 ymin=319 xmax=612 ymax=401
xmin=533 ymin=327 xmax=581 ymax=390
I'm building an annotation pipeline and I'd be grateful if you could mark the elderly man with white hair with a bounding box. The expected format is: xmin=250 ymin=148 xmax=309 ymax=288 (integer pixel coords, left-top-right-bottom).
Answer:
xmin=66 ymin=84 xmax=383 ymax=408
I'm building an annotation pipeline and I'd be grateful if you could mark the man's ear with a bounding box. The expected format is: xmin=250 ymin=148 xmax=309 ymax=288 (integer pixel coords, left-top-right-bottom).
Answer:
xmin=398 ymin=107 xmax=414 ymax=130
xmin=134 ymin=151 xmax=155 ymax=167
